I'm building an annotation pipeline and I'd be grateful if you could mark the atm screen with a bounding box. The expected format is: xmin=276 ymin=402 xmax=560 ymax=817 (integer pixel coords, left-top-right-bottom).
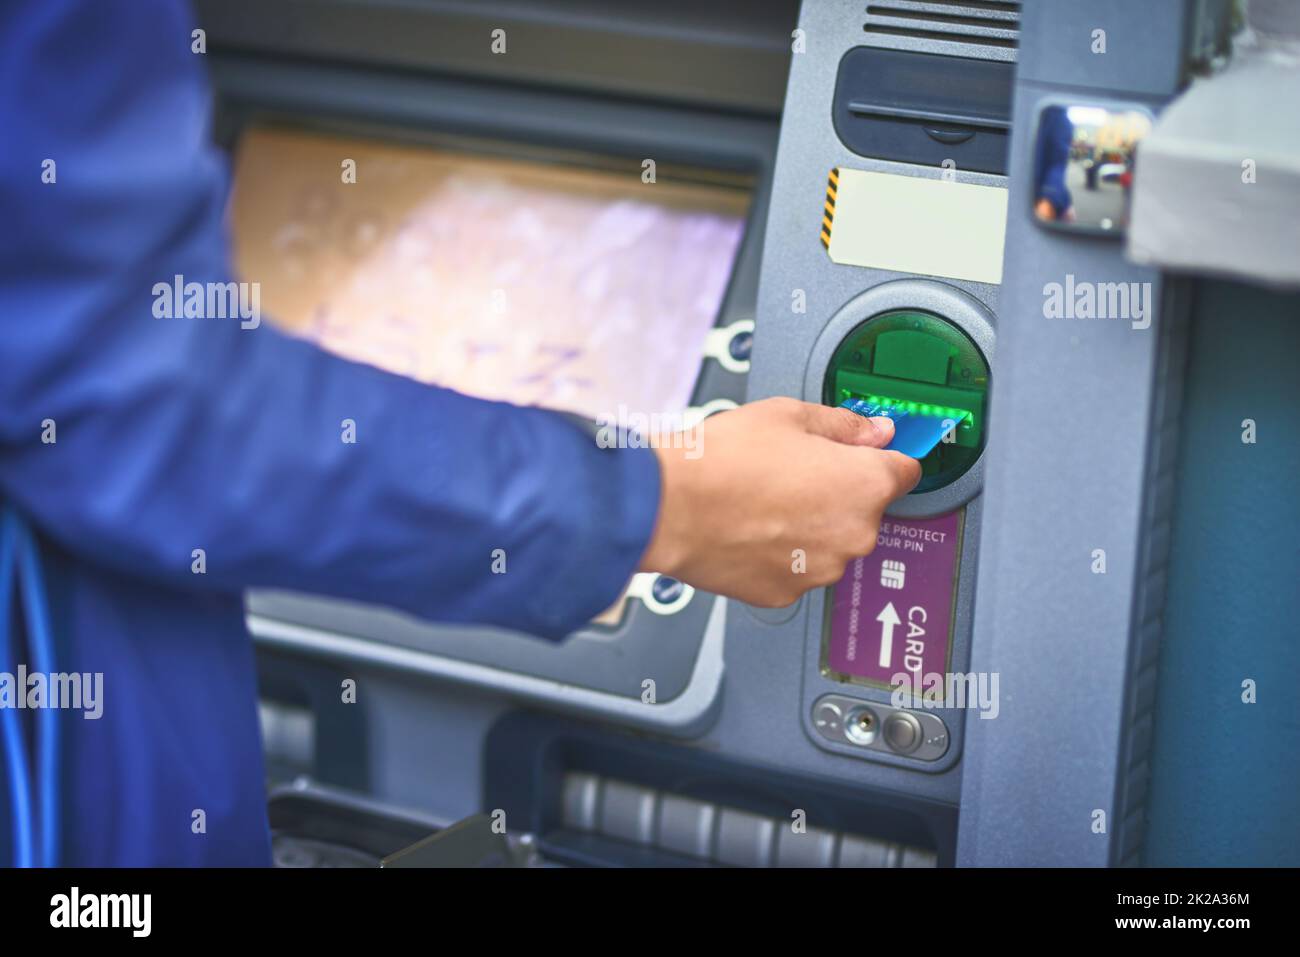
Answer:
xmin=229 ymin=127 xmax=751 ymax=418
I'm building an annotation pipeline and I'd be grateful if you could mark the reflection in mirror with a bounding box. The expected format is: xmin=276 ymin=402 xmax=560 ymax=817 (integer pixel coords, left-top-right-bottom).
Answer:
xmin=1031 ymin=104 xmax=1152 ymax=235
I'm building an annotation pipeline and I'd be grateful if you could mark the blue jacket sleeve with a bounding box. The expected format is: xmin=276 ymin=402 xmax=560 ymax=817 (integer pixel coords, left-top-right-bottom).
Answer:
xmin=0 ymin=0 xmax=661 ymax=640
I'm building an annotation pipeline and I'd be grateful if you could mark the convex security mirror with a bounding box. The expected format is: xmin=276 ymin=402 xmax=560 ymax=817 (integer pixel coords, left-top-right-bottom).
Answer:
xmin=1031 ymin=104 xmax=1152 ymax=236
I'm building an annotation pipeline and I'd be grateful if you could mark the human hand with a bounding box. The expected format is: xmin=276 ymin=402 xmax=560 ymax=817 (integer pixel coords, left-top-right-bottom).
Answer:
xmin=638 ymin=397 xmax=921 ymax=607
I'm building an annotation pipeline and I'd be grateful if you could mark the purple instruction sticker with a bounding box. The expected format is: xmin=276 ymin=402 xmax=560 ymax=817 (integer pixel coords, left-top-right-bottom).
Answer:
xmin=826 ymin=510 xmax=963 ymax=688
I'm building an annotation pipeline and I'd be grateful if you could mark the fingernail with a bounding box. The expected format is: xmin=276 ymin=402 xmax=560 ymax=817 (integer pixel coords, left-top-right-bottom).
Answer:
xmin=868 ymin=415 xmax=895 ymax=435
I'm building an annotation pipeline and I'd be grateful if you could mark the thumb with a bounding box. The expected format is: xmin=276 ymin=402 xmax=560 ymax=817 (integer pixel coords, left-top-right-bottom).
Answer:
xmin=801 ymin=403 xmax=895 ymax=448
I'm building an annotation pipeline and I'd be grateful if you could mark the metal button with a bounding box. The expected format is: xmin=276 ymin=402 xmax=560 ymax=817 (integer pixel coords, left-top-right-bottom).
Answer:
xmin=812 ymin=700 xmax=843 ymax=741
xmin=883 ymin=712 xmax=923 ymax=754
xmin=777 ymin=826 xmax=837 ymax=868
xmin=656 ymin=794 xmax=716 ymax=860
xmin=715 ymin=808 xmax=776 ymax=867
xmin=728 ymin=328 xmax=754 ymax=362
xmin=651 ymin=575 xmax=685 ymax=605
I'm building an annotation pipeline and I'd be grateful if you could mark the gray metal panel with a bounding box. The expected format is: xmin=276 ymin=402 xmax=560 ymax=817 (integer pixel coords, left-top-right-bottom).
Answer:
xmin=249 ymin=588 xmax=712 ymax=701
xmin=344 ymin=667 xmax=510 ymax=823
xmin=955 ymin=1 xmax=1195 ymax=866
xmin=856 ymin=1 xmax=1020 ymax=63
xmin=1014 ymin=0 xmax=1190 ymax=96
xmin=195 ymin=0 xmax=799 ymax=115
xmin=247 ymin=594 xmax=727 ymax=737
xmin=706 ymin=0 xmax=1012 ymax=810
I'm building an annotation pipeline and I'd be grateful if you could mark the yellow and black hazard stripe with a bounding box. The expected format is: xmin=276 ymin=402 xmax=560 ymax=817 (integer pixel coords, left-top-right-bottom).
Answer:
xmin=820 ymin=167 xmax=838 ymax=249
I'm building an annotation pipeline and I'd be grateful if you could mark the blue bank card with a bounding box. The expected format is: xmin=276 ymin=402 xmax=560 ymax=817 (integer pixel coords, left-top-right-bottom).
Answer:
xmin=839 ymin=398 xmax=969 ymax=459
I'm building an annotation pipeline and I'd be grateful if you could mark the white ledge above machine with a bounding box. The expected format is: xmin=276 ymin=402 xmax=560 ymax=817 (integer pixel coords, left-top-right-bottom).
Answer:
xmin=1127 ymin=44 xmax=1300 ymax=289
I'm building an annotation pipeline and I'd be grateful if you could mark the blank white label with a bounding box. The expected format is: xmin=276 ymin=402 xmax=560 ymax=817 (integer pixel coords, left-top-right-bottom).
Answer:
xmin=828 ymin=168 xmax=1007 ymax=285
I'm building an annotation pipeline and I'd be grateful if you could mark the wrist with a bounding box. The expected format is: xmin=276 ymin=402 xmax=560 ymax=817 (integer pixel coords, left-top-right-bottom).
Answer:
xmin=638 ymin=441 xmax=687 ymax=577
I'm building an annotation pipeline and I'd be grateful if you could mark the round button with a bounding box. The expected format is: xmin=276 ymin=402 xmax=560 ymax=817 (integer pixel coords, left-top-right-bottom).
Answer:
xmin=883 ymin=713 xmax=923 ymax=754
xmin=651 ymin=575 xmax=685 ymax=605
xmin=728 ymin=329 xmax=754 ymax=363
xmin=812 ymin=701 xmax=843 ymax=741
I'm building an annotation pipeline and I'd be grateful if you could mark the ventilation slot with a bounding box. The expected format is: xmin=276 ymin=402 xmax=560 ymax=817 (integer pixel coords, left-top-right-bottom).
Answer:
xmin=864 ymin=1 xmax=1021 ymax=54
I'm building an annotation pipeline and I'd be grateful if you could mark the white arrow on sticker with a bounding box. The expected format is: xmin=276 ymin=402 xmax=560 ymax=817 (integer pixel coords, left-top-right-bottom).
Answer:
xmin=876 ymin=601 xmax=901 ymax=669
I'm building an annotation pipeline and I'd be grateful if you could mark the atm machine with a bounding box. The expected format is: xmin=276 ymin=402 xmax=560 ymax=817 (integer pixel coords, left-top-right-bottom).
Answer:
xmin=200 ymin=0 xmax=1299 ymax=867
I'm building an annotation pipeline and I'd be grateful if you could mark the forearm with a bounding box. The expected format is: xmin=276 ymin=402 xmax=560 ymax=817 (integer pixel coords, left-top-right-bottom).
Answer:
xmin=1 ymin=307 xmax=660 ymax=638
